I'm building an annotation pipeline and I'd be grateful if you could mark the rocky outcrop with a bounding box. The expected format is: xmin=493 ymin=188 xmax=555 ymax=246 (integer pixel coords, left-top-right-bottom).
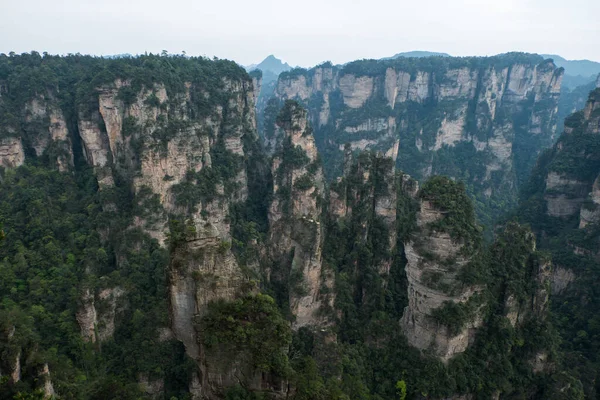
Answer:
xmin=11 ymin=350 xmax=21 ymax=383
xmin=57 ymin=68 xmax=262 ymax=397
xmin=328 ymin=149 xmax=398 ymax=305
xmin=537 ymin=89 xmax=600 ymax=223
xmin=76 ymin=286 xmax=125 ymax=343
xmin=169 ymin=229 xmax=247 ymax=398
xmin=0 ymin=137 xmax=25 ymax=168
xmin=551 ymin=266 xmax=576 ymax=294
xmin=579 ymin=176 xmax=600 ymax=228
xmin=0 ymin=95 xmax=75 ymax=171
xmin=76 ymin=288 xmax=98 ymax=342
xmin=401 ymin=199 xmax=483 ymax=362
xmin=267 ymin=101 xmax=330 ymax=328
xmin=23 ymin=96 xmax=73 ymax=171
xmin=0 ymin=56 xmax=272 ymax=398
xmin=544 ymin=172 xmax=588 ymax=218
xmin=273 ymin=54 xmax=564 ymax=221
xmin=400 ymin=178 xmax=483 ymax=362
xmin=39 ymin=363 xmax=55 ymax=399
xmin=96 ymin=287 xmax=125 ymax=341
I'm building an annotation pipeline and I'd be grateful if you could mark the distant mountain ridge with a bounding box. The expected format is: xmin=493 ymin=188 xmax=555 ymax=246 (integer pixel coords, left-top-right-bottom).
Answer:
xmin=383 ymin=50 xmax=452 ymax=59
xmin=541 ymin=54 xmax=600 ymax=78
xmin=245 ymin=55 xmax=292 ymax=84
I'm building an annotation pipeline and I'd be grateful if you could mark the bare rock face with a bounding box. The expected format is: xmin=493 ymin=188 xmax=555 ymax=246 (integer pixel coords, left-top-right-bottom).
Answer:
xmin=20 ymin=96 xmax=74 ymax=171
xmin=0 ymin=137 xmax=25 ymax=168
xmin=251 ymin=74 xmax=262 ymax=105
xmin=339 ymin=74 xmax=374 ymax=108
xmin=267 ymin=101 xmax=330 ymax=328
xmin=541 ymin=89 xmax=600 ymax=223
xmin=11 ymin=350 xmax=21 ymax=383
xmin=76 ymin=288 xmax=98 ymax=342
xmin=579 ymin=175 xmax=600 ymax=228
xmin=39 ymin=363 xmax=55 ymax=399
xmin=96 ymin=287 xmax=125 ymax=341
xmin=544 ymin=172 xmax=587 ymax=218
xmin=76 ymin=286 xmax=125 ymax=343
xmin=551 ymin=266 xmax=576 ymax=294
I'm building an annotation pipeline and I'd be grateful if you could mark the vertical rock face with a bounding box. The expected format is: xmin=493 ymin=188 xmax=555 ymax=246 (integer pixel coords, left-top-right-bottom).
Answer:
xmin=499 ymin=227 xmax=551 ymax=327
xmin=169 ymin=228 xmax=248 ymax=397
xmin=0 ymin=57 xmax=267 ymax=398
xmin=579 ymin=176 xmax=600 ymax=228
xmin=80 ymin=77 xmax=261 ymax=397
xmin=0 ymin=95 xmax=74 ymax=171
xmin=535 ymin=89 xmax=600 ymax=225
xmin=400 ymin=177 xmax=483 ymax=361
xmin=0 ymin=137 xmax=25 ymax=168
xmin=272 ymin=54 xmax=563 ymax=223
xmin=327 ymin=149 xmax=397 ymax=312
xmin=75 ymin=286 xmax=125 ymax=343
xmin=267 ymin=100 xmax=329 ymax=328
xmin=249 ymin=71 xmax=262 ymax=106
xmin=76 ymin=288 xmax=98 ymax=342
xmin=515 ymin=88 xmax=600 ymax=298
xmin=39 ymin=363 xmax=55 ymax=399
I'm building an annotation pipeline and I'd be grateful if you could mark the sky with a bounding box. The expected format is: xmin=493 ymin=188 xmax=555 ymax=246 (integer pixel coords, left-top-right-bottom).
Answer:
xmin=1 ymin=0 xmax=599 ymax=67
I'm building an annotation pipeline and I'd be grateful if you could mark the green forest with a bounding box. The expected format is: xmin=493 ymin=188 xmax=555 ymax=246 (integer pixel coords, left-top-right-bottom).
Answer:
xmin=0 ymin=52 xmax=599 ymax=400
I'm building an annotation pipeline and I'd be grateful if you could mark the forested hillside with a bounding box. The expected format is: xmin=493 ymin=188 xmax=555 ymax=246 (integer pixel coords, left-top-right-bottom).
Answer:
xmin=516 ymin=86 xmax=600 ymax=398
xmin=0 ymin=52 xmax=597 ymax=400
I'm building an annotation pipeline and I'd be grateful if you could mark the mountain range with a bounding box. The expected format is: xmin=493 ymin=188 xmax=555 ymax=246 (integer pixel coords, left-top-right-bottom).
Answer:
xmin=1 ymin=50 xmax=600 ymax=400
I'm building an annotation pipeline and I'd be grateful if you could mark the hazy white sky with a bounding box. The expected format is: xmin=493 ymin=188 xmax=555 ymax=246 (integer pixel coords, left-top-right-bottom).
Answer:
xmin=1 ymin=0 xmax=598 ymax=67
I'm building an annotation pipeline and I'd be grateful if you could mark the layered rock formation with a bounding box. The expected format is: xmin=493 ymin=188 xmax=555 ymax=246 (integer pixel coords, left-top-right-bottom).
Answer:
xmin=272 ymin=54 xmax=564 ymax=223
xmin=0 ymin=94 xmax=72 ymax=170
xmin=74 ymin=76 xmax=262 ymax=397
xmin=537 ymin=89 xmax=600 ymax=225
xmin=267 ymin=100 xmax=330 ymax=328
xmin=518 ymin=88 xmax=600 ymax=296
xmin=0 ymin=55 xmax=268 ymax=399
xmin=326 ymin=148 xmax=398 ymax=321
xmin=514 ymin=86 xmax=600 ymax=398
xmin=76 ymin=286 xmax=125 ymax=343
xmin=0 ymin=137 xmax=24 ymax=168
xmin=400 ymin=178 xmax=483 ymax=361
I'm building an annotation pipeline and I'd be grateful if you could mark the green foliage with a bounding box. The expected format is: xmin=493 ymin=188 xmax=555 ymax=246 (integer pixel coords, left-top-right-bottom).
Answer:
xmin=419 ymin=176 xmax=482 ymax=252
xmin=225 ymin=385 xmax=266 ymax=400
xmin=431 ymin=299 xmax=475 ymax=335
xmin=0 ymin=163 xmax=192 ymax=398
xmin=171 ymin=168 xmax=221 ymax=211
xmin=276 ymin=100 xmax=306 ymax=129
xmin=200 ymin=294 xmax=292 ymax=376
xmin=0 ymin=51 xmax=251 ymax=144
xmin=395 ymin=380 xmax=407 ymax=400
xmin=293 ymin=174 xmax=314 ymax=191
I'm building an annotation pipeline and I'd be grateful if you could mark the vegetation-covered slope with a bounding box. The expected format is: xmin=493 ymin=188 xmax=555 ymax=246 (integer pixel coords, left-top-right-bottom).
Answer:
xmin=0 ymin=52 xmax=597 ymax=400
xmin=516 ymin=87 xmax=600 ymax=398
